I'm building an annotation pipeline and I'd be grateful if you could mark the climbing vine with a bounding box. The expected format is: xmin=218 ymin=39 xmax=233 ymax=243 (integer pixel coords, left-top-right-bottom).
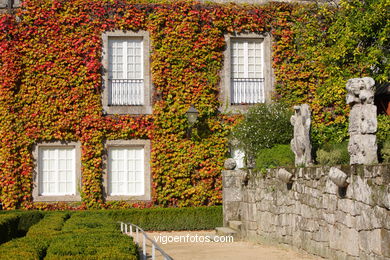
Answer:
xmin=0 ymin=0 xmax=363 ymax=209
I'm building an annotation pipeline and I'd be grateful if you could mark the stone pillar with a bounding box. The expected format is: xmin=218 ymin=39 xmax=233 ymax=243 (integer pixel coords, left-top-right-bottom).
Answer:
xmin=290 ymin=104 xmax=312 ymax=166
xmin=346 ymin=77 xmax=378 ymax=165
xmin=222 ymin=158 xmax=247 ymax=226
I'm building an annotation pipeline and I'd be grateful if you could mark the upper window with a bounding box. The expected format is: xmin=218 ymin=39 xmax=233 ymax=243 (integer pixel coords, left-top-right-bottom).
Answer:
xmin=32 ymin=142 xmax=81 ymax=202
xmin=221 ymin=33 xmax=272 ymax=112
xmin=231 ymin=38 xmax=265 ymax=104
xmin=108 ymin=37 xmax=144 ymax=106
xmin=102 ymin=31 xmax=151 ymax=115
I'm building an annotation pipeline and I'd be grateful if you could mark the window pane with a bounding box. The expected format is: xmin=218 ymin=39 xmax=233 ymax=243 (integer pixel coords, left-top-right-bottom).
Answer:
xmin=108 ymin=147 xmax=145 ymax=196
xmin=39 ymin=147 xmax=75 ymax=196
xmin=231 ymin=38 xmax=264 ymax=104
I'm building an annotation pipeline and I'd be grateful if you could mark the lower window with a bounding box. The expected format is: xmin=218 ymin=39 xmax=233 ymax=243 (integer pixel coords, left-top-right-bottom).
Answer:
xmin=108 ymin=147 xmax=145 ymax=196
xmin=39 ymin=147 xmax=76 ymax=196
xmin=33 ymin=142 xmax=81 ymax=202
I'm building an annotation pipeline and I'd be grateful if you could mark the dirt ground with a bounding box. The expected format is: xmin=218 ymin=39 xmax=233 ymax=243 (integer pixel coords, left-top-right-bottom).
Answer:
xmin=142 ymin=230 xmax=323 ymax=260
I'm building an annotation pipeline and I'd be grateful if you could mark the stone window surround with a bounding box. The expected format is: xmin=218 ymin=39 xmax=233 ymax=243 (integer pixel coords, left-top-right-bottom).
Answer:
xmin=103 ymin=139 xmax=152 ymax=201
xmin=102 ymin=30 xmax=152 ymax=115
xmin=32 ymin=141 xmax=82 ymax=202
xmin=220 ymin=32 xmax=273 ymax=113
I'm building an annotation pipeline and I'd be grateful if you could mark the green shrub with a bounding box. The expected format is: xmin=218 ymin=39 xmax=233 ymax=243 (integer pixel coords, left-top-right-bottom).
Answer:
xmin=0 ymin=212 xmax=70 ymax=259
xmin=0 ymin=214 xmax=20 ymax=245
xmin=45 ymin=213 xmax=138 ymax=260
xmin=255 ymin=144 xmax=295 ymax=172
xmin=17 ymin=211 xmax=44 ymax=235
xmin=377 ymin=115 xmax=390 ymax=146
xmin=316 ymin=142 xmax=349 ymax=165
xmin=45 ymin=232 xmax=138 ymax=260
xmin=231 ymin=103 xmax=293 ymax=160
xmin=26 ymin=212 xmax=70 ymax=237
xmin=0 ymin=211 xmax=44 ymax=245
xmin=381 ymin=139 xmax=390 ymax=163
xmin=89 ymin=206 xmax=222 ymax=231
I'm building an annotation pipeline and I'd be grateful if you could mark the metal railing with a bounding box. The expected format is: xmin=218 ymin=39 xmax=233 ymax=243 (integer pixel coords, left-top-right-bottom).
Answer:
xmin=231 ymin=78 xmax=265 ymax=104
xmin=119 ymin=222 xmax=173 ymax=260
xmin=109 ymin=79 xmax=144 ymax=105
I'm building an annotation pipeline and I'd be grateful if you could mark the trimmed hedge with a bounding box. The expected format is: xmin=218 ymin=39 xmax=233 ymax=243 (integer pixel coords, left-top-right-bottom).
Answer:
xmin=0 ymin=211 xmax=43 ymax=245
xmin=0 ymin=212 xmax=139 ymax=260
xmin=0 ymin=214 xmax=19 ymax=245
xmin=45 ymin=213 xmax=138 ymax=260
xmin=90 ymin=206 xmax=223 ymax=231
xmin=0 ymin=212 xmax=69 ymax=259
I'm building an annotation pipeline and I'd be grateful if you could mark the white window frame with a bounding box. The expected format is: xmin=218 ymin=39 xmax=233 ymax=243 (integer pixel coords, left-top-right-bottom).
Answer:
xmin=220 ymin=33 xmax=273 ymax=113
xmin=103 ymin=140 xmax=151 ymax=201
xmin=108 ymin=146 xmax=145 ymax=196
xmin=230 ymin=38 xmax=265 ymax=104
xmin=102 ymin=30 xmax=152 ymax=115
xmin=32 ymin=142 xmax=81 ymax=202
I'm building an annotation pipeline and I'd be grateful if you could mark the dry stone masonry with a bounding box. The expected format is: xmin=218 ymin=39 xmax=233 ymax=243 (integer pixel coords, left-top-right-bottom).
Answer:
xmin=346 ymin=77 xmax=378 ymax=165
xmin=222 ymin=163 xmax=390 ymax=259
xmin=290 ymin=104 xmax=312 ymax=167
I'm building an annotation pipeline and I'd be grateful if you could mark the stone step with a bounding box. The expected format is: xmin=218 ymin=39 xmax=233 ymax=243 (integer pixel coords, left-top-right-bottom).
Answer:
xmin=228 ymin=220 xmax=242 ymax=231
xmin=215 ymin=227 xmax=240 ymax=240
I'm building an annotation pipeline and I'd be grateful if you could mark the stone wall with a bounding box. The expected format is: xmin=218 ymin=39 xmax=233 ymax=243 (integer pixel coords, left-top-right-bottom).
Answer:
xmin=223 ymin=164 xmax=390 ymax=259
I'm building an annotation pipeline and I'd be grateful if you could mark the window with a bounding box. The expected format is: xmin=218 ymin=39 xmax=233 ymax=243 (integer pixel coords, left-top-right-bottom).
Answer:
xmin=102 ymin=31 xmax=151 ymax=115
xmin=103 ymin=140 xmax=151 ymax=201
xmin=32 ymin=142 xmax=81 ymax=202
xmin=108 ymin=37 xmax=144 ymax=105
xmin=221 ymin=33 xmax=272 ymax=111
xmin=39 ymin=147 xmax=75 ymax=195
xmin=231 ymin=38 xmax=264 ymax=104
xmin=108 ymin=147 xmax=144 ymax=196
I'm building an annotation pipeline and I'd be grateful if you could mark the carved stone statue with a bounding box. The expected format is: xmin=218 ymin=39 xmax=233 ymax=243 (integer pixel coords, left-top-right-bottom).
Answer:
xmin=346 ymin=77 xmax=378 ymax=164
xmin=290 ymin=104 xmax=312 ymax=166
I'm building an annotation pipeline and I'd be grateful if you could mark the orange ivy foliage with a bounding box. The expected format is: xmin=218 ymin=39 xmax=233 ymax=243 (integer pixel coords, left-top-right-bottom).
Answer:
xmin=0 ymin=0 xmax=331 ymax=209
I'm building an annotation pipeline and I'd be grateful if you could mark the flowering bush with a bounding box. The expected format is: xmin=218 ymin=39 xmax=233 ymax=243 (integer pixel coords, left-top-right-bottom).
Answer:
xmin=231 ymin=103 xmax=293 ymax=160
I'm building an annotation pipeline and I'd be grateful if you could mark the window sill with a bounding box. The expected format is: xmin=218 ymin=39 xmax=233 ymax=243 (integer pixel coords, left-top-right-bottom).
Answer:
xmin=105 ymin=194 xmax=151 ymax=201
xmin=33 ymin=195 xmax=81 ymax=202
xmin=103 ymin=105 xmax=152 ymax=115
xmin=219 ymin=103 xmax=266 ymax=114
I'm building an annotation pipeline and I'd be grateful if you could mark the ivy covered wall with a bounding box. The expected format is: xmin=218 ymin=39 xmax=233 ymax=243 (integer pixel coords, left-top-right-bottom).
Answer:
xmin=0 ymin=0 xmax=364 ymax=209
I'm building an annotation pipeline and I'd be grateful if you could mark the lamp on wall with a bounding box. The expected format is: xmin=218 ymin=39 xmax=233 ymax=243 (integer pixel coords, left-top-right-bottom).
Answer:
xmin=186 ymin=105 xmax=199 ymax=127
xmin=186 ymin=105 xmax=199 ymax=138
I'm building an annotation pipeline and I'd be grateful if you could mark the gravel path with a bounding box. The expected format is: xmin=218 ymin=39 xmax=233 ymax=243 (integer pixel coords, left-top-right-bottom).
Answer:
xmin=144 ymin=230 xmax=323 ymax=260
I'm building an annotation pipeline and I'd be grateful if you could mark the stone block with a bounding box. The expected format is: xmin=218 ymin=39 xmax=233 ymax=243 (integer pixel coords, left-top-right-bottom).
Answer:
xmin=359 ymin=229 xmax=385 ymax=256
xmin=325 ymin=179 xmax=338 ymax=195
xmin=338 ymin=199 xmax=358 ymax=216
xmin=351 ymin=176 xmax=373 ymax=205
xmin=223 ymin=187 xmax=242 ymax=202
xmin=349 ymin=134 xmax=378 ymax=165
xmin=323 ymin=194 xmax=338 ymax=211
xmin=340 ymin=225 xmax=360 ymax=256
xmin=312 ymin=225 xmax=329 ymax=242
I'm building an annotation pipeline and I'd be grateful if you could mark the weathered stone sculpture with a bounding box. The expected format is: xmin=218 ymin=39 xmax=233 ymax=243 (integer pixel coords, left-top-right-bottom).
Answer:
xmin=290 ymin=104 xmax=312 ymax=166
xmin=277 ymin=168 xmax=293 ymax=183
xmin=346 ymin=77 xmax=378 ymax=164
xmin=329 ymin=167 xmax=348 ymax=188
